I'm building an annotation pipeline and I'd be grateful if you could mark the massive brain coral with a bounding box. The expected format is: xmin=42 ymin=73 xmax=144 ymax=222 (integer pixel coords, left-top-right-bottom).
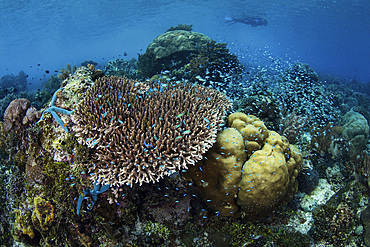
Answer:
xmin=184 ymin=112 xmax=302 ymax=218
xmin=72 ymin=76 xmax=230 ymax=191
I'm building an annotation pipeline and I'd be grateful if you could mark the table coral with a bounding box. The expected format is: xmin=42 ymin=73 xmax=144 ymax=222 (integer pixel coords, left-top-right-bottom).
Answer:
xmin=184 ymin=112 xmax=302 ymax=218
xmin=72 ymin=76 xmax=231 ymax=199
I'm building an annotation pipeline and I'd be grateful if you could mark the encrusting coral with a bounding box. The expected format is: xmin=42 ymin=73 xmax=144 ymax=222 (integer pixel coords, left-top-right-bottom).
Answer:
xmin=72 ymin=76 xmax=231 ymax=198
xmin=37 ymin=88 xmax=74 ymax=133
xmin=184 ymin=112 xmax=302 ymax=218
xmin=31 ymin=197 xmax=55 ymax=231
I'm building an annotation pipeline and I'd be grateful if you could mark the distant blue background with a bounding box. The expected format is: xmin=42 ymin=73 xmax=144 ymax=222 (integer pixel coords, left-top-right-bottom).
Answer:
xmin=1 ymin=0 xmax=369 ymax=90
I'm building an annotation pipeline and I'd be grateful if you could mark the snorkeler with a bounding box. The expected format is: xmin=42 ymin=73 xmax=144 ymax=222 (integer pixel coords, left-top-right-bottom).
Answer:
xmin=225 ymin=16 xmax=268 ymax=27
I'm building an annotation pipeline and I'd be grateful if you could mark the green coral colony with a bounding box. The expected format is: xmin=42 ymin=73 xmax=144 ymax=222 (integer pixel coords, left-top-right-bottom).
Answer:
xmin=0 ymin=25 xmax=369 ymax=246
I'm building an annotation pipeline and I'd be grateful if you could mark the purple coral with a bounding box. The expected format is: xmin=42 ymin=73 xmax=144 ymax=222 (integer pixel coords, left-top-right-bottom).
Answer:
xmin=3 ymin=99 xmax=40 ymax=133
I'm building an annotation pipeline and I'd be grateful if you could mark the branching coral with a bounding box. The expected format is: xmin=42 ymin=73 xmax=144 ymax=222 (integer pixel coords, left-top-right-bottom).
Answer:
xmin=58 ymin=64 xmax=77 ymax=81
xmin=72 ymin=76 xmax=230 ymax=197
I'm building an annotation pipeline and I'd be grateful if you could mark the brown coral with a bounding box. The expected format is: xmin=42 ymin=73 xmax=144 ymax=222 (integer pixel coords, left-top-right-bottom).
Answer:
xmin=25 ymin=156 xmax=44 ymax=185
xmin=72 ymin=76 xmax=230 ymax=191
xmin=3 ymin=99 xmax=40 ymax=133
xmin=87 ymin=64 xmax=104 ymax=81
xmin=281 ymin=112 xmax=310 ymax=143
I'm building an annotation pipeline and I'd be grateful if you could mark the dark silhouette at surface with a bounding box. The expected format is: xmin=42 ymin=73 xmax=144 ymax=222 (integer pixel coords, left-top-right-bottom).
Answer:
xmin=225 ymin=16 xmax=268 ymax=27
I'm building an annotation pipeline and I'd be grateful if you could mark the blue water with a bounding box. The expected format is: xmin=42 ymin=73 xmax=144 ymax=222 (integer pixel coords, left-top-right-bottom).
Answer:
xmin=1 ymin=0 xmax=369 ymax=89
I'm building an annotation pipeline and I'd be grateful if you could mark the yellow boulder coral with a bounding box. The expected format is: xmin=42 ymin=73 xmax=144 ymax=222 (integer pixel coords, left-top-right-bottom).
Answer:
xmin=184 ymin=128 xmax=246 ymax=216
xmin=185 ymin=113 xmax=302 ymax=218
xmin=228 ymin=112 xmax=269 ymax=156
xmin=238 ymin=131 xmax=301 ymax=217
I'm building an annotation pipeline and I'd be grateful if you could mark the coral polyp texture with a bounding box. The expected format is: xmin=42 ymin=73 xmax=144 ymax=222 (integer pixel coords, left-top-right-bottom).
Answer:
xmin=3 ymin=98 xmax=40 ymax=133
xmin=184 ymin=112 xmax=302 ymax=218
xmin=72 ymin=76 xmax=231 ymax=191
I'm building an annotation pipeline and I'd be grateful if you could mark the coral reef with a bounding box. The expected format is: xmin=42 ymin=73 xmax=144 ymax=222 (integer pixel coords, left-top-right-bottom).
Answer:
xmin=60 ymin=66 xmax=95 ymax=109
xmin=166 ymin=24 xmax=193 ymax=32
xmin=86 ymin=63 xmax=105 ymax=81
xmin=225 ymin=221 xmax=312 ymax=247
xmin=310 ymin=203 xmax=355 ymax=245
xmin=361 ymin=204 xmax=370 ymax=246
xmin=13 ymin=207 xmax=35 ymax=241
xmin=0 ymin=70 xmax=27 ymax=93
xmin=345 ymin=150 xmax=370 ymax=187
xmin=233 ymin=95 xmax=281 ymax=130
xmin=58 ymin=64 xmax=77 ymax=81
xmin=272 ymin=62 xmax=339 ymax=126
xmin=308 ymin=179 xmax=364 ymax=245
xmin=0 ymin=93 xmax=17 ymax=121
xmin=281 ymin=112 xmax=310 ymax=144
xmin=33 ymin=75 xmax=62 ymax=110
xmin=43 ymin=75 xmax=61 ymax=93
xmin=143 ymin=221 xmax=171 ymax=245
xmin=308 ymin=123 xmax=342 ymax=157
xmin=188 ymin=41 xmax=242 ymax=79
xmin=184 ymin=112 xmax=302 ymax=218
xmin=137 ymin=27 xmax=244 ymax=99
xmin=1 ymin=26 xmax=369 ymax=246
xmin=81 ymin=60 xmax=97 ymax=67
xmin=104 ymin=58 xmax=138 ymax=79
xmin=137 ymin=29 xmax=212 ymax=77
xmin=72 ymin=76 xmax=231 ymax=197
xmin=25 ymin=156 xmax=44 ymax=185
